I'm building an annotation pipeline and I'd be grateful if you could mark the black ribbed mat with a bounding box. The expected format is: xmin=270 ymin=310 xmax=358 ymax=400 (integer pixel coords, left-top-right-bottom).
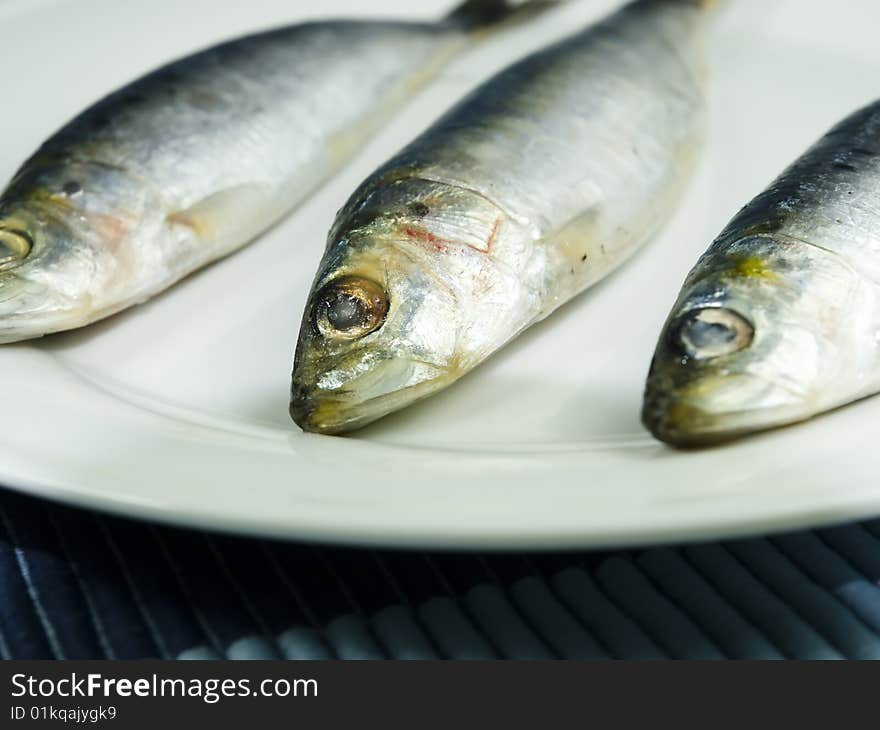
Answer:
xmin=0 ymin=489 xmax=878 ymax=659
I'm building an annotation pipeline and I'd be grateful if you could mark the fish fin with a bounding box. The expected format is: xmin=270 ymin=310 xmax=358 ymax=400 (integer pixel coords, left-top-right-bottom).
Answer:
xmin=545 ymin=207 xmax=605 ymax=270
xmin=167 ymin=184 xmax=277 ymax=245
xmin=445 ymin=0 xmax=561 ymax=34
xmin=539 ymin=205 xmax=646 ymax=316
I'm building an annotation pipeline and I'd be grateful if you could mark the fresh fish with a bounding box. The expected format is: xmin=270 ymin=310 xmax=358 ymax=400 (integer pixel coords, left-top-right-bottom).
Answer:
xmin=0 ymin=1 xmax=553 ymax=343
xmin=291 ymin=0 xmax=716 ymax=434
xmin=644 ymin=100 xmax=880 ymax=446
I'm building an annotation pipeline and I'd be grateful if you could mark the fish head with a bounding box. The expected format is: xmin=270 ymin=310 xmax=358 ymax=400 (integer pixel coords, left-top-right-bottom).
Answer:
xmin=290 ymin=239 xmax=462 ymax=435
xmin=0 ymin=195 xmax=97 ymax=343
xmin=642 ymin=234 xmax=864 ymax=446
xmin=0 ymin=157 xmax=152 ymax=343
xmin=290 ymin=177 xmax=511 ymax=434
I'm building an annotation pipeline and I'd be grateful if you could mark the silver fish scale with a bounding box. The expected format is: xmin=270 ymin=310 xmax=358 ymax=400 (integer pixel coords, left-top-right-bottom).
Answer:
xmin=293 ymin=0 xmax=712 ymax=433
xmin=713 ymin=102 xmax=880 ymax=286
xmin=37 ymin=22 xmax=460 ymax=214
xmin=373 ymin=4 xmax=704 ymax=242
xmin=0 ymin=16 xmax=481 ymax=343
xmin=330 ymin=0 xmax=708 ymax=325
xmin=642 ymin=99 xmax=880 ymax=445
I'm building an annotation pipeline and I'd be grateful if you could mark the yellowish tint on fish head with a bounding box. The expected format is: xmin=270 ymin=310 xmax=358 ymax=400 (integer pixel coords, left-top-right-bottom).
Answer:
xmin=642 ymin=235 xmax=856 ymax=446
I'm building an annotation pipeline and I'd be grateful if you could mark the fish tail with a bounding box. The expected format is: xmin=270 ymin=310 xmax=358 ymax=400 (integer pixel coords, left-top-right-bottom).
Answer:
xmin=445 ymin=0 xmax=562 ymax=33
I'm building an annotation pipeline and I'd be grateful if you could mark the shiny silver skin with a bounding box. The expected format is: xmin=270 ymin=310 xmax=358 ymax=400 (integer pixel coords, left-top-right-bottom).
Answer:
xmin=291 ymin=0 xmax=712 ymax=434
xmin=643 ymin=100 xmax=880 ymax=446
xmin=0 ymin=3 xmax=541 ymax=343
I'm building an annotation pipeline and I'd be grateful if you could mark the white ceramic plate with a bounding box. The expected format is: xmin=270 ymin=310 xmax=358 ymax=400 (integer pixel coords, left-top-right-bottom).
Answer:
xmin=2 ymin=0 xmax=880 ymax=549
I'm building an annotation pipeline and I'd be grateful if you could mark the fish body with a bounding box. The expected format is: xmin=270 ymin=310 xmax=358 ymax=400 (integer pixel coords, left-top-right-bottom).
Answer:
xmin=0 ymin=1 xmax=549 ymax=343
xmin=292 ymin=0 xmax=714 ymax=434
xmin=643 ymin=100 xmax=880 ymax=446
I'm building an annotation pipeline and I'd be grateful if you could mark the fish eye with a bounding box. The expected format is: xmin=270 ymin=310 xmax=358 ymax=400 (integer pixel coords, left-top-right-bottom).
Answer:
xmin=313 ymin=276 xmax=388 ymax=340
xmin=0 ymin=227 xmax=33 ymax=270
xmin=674 ymin=307 xmax=754 ymax=360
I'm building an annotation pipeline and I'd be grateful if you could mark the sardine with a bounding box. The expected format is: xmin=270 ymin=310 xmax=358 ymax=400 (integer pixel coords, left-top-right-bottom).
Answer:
xmin=643 ymin=100 xmax=880 ymax=446
xmin=0 ymin=0 xmax=553 ymax=343
xmin=291 ymin=0 xmax=716 ymax=434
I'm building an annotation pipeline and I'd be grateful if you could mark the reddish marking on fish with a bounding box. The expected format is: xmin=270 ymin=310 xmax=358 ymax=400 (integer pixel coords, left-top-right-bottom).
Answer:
xmin=88 ymin=212 xmax=133 ymax=255
xmin=82 ymin=209 xmax=139 ymax=277
xmin=404 ymin=217 xmax=502 ymax=255
xmin=483 ymin=217 xmax=501 ymax=253
xmin=404 ymin=226 xmax=448 ymax=252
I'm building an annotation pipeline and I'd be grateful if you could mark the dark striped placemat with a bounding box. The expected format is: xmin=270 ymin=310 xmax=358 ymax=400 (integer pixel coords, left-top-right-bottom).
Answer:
xmin=0 ymin=489 xmax=878 ymax=659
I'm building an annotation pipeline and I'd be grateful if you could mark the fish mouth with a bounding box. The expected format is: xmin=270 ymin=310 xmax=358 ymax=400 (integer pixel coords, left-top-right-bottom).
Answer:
xmin=642 ymin=372 xmax=810 ymax=448
xmin=290 ymin=357 xmax=452 ymax=435
xmin=0 ymin=274 xmax=82 ymax=344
